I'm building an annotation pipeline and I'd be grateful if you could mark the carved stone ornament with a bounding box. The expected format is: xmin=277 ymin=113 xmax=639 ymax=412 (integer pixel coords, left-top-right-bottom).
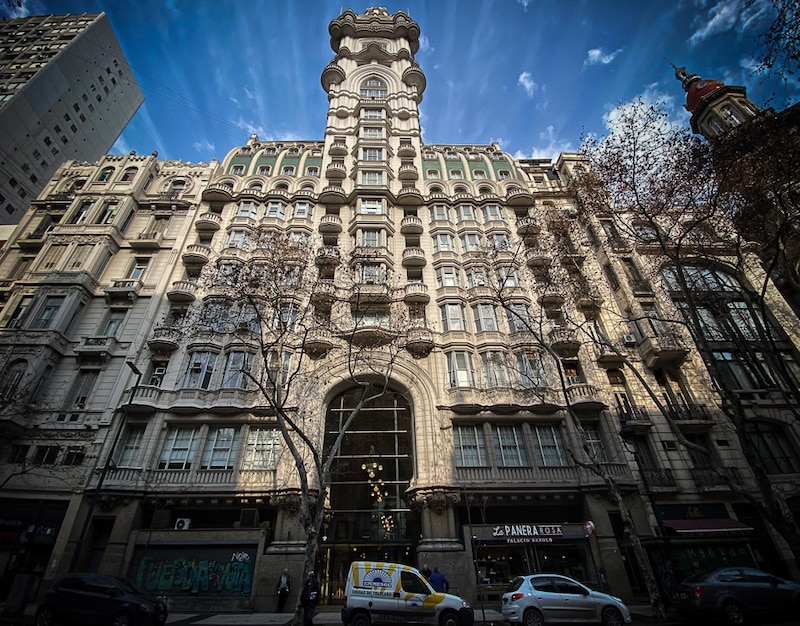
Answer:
xmin=406 ymin=488 xmax=459 ymax=514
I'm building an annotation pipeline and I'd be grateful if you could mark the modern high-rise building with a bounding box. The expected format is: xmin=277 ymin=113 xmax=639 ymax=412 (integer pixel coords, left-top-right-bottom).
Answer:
xmin=0 ymin=13 xmax=143 ymax=225
xmin=0 ymin=6 xmax=798 ymax=616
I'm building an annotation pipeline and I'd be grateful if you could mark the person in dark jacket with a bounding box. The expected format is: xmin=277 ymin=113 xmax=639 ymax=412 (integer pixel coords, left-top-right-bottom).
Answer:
xmin=420 ymin=564 xmax=432 ymax=580
xmin=276 ymin=568 xmax=291 ymax=612
xmin=299 ymin=570 xmax=320 ymax=626
xmin=429 ymin=567 xmax=449 ymax=592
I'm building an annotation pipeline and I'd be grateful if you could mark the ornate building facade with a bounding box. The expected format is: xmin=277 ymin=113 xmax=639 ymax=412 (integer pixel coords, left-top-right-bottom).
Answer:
xmin=1 ymin=6 xmax=799 ymax=615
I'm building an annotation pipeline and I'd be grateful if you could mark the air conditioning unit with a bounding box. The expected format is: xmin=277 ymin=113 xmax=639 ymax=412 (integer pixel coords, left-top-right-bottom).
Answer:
xmin=174 ymin=518 xmax=192 ymax=530
xmin=623 ymin=334 xmax=637 ymax=346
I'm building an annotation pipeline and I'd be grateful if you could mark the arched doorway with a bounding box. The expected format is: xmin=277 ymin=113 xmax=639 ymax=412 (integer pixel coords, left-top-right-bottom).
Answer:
xmin=321 ymin=386 xmax=419 ymax=603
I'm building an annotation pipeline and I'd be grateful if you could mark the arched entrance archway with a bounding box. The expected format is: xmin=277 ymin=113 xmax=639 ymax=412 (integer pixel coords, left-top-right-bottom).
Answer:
xmin=321 ymin=386 xmax=419 ymax=602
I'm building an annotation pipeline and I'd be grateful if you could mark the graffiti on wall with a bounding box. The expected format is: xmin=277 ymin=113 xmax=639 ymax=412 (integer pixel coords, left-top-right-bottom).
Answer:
xmin=131 ymin=546 xmax=255 ymax=596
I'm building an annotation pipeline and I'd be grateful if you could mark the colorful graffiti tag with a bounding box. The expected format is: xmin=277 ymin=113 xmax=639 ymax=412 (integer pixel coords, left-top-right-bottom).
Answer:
xmin=132 ymin=546 xmax=255 ymax=596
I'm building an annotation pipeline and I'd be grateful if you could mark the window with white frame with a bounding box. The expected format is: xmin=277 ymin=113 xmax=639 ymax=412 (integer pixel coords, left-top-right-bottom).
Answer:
xmin=266 ymin=201 xmax=286 ymax=219
xmin=361 ymin=229 xmax=382 ymax=247
xmin=226 ymin=229 xmax=250 ymax=249
xmin=362 ymin=127 xmax=383 ymax=139
xmin=460 ymin=233 xmax=482 ymax=252
xmin=450 ymin=170 xmax=464 ymax=179
xmin=360 ymin=78 xmax=387 ymax=98
xmin=435 ymin=265 xmax=460 ymax=287
xmin=282 ymin=166 xmax=295 ymax=176
xmin=361 ymin=198 xmax=383 ymax=214
xmin=362 ymin=171 xmax=383 ymax=185
xmin=427 ymin=169 xmax=440 ymax=179
xmin=440 ymin=303 xmax=466 ymax=331
xmin=531 ymin=424 xmax=569 ymax=466
xmin=242 ymin=428 xmax=281 ymax=470
xmin=498 ymin=170 xmax=511 ymax=180
xmin=128 ymin=257 xmax=149 ymax=280
xmin=306 ymin=166 xmax=319 ymax=177
xmin=273 ymin=301 xmax=299 ymax=331
xmin=446 ymin=350 xmax=475 ymax=387
xmin=359 ymin=263 xmax=382 ymax=284
xmin=232 ymin=165 xmax=245 ymax=175
xmin=456 ymin=204 xmax=475 ymax=222
xmin=363 ymin=108 xmax=383 ymax=119
xmin=582 ymin=425 xmax=608 ymax=462
xmin=362 ymin=147 xmax=383 ymax=161
xmin=200 ymin=426 xmax=240 ymax=469
xmin=293 ymin=202 xmax=312 ymax=218
xmin=493 ymin=424 xmax=528 ymax=466
xmin=466 ymin=267 xmax=488 ymax=287
xmin=483 ymin=204 xmax=502 ymax=221
xmin=472 ymin=303 xmax=498 ymax=331
xmin=30 ymin=296 xmax=65 ymax=329
xmin=222 ymin=351 xmax=253 ymax=388
xmin=481 ymin=351 xmax=510 ymax=387
xmin=497 ymin=266 xmax=519 ymax=287
xmin=431 ymin=204 xmax=449 ymax=221
xmin=158 ymin=426 xmax=199 ymax=470
xmin=182 ymin=351 xmax=217 ymax=389
xmin=433 ymin=233 xmax=455 ymax=252
xmin=257 ymin=165 xmax=271 ymax=175
xmin=454 ymin=424 xmax=488 ymax=467
xmin=237 ymin=200 xmax=258 ymax=219
xmin=517 ymin=351 xmax=548 ymax=388
xmin=117 ymin=424 xmax=145 ymax=467
xmin=490 ymin=233 xmax=510 ymax=250
xmin=354 ymin=309 xmax=388 ymax=327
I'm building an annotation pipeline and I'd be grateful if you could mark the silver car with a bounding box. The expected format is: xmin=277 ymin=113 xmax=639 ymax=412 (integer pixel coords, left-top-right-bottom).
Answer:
xmin=501 ymin=574 xmax=631 ymax=626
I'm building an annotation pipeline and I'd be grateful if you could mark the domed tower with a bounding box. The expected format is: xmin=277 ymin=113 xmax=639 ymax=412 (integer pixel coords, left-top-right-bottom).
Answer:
xmin=321 ymin=7 xmax=425 ymax=198
xmin=674 ymin=64 xmax=760 ymax=139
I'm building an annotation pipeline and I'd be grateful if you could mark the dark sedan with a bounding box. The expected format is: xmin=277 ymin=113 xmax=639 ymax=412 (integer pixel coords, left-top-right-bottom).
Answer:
xmin=674 ymin=567 xmax=800 ymax=625
xmin=35 ymin=572 xmax=168 ymax=626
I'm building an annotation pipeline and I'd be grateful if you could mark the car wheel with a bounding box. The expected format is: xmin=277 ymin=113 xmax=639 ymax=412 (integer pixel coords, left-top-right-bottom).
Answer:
xmin=439 ymin=609 xmax=461 ymax=626
xmin=722 ymin=600 xmax=745 ymax=626
xmin=111 ymin=611 xmax=133 ymax=626
xmin=35 ymin=606 xmax=57 ymax=626
xmin=523 ymin=607 xmax=544 ymax=626
xmin=601 ymin=607 xmax=624 ymax=626
xmin=350 ymin=611 xmax=371 ymax=626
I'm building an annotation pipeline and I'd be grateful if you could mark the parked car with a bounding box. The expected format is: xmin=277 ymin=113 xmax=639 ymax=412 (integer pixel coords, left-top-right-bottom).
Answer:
xmin=501 ymin=574 xmax=631 ymax=626
xmin=674 ymin=566 xmax=800 ymax=625
xmin=35 ymin=572 xmax=168 ymax=626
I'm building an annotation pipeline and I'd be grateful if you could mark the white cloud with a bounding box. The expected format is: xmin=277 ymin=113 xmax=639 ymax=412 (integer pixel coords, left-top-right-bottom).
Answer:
xmin=193 ymin=139 xmax=215 ymax=154
xmin=516 ymin=126 xmax=574 ymax=161
xmin=602 ymin=85 xmax=686 ymax=135
xmin=244 ymin=86 xmax=256 ymax=100
xmin=518 ymin=71 xmax=538 ymax=97
xmin=688 ymin=0 xmax=772 ymax=46
xmin=418 ymin=34 xmax=433 ymax=55
xmin=516 ymin=0 xmax=532 ymax=10
xmin=583 ymin=47 xmax=623 ymax=68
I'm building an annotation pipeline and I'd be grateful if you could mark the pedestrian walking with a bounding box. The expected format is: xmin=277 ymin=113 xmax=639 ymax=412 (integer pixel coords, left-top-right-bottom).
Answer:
xmin=299 ymin=569 xmax=320 ymax=626
xmin=429 ymin=566 xmax=449 ymax=593
xmin=276 ymin=567 xmax=292 ymax=612
xmin=420 ymin=563 xmax=432 ymax=580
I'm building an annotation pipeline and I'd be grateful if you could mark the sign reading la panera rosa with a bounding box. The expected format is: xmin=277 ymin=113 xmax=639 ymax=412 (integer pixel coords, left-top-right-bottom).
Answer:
xmin=492 ymin=524 xmax=563 ymax=544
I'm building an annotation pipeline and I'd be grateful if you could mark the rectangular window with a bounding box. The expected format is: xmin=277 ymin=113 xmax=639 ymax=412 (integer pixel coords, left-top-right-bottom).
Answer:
xmin=30 ymin=296 xmax=65 ymax=329
xmin=200 ymin=427 xmax=240 ymax=470
xmin=440 ymin=303 xmax=466 ymax=331
xmin=63 ymin=446 xmax=86 ymax=466
xmin=490 ymin=233 xmax=510 ymax=250
xmin=39 ymin=243 xmax=67 ymax=270
xmin=472 ymin=303 xmax=498 ymax=332
xmin=360 ymin=199 xmax=382 ymax=214
xmin=517 ymin=352 xmax=547 ymax=388
xmin=460 ymin=233 xmax=482 ymax=252
xmin=70 ymin=370 xmax=98 ymax=408
xmin=435 ymin=266 xmax=460 ymax=288
xmin=531 ymin=424 xmax=568 ymax=467
xmin=433 ymin=233 xmax=454 ymax=252
xmin=32 ymin=445 xmax=60 ymax=465
xmin=482 ymin=204 xmax=502 ymax=221
xmin=362 ymin=148 xmax=383 ymax=161
xmin=361 ymin=229 xmax=382 ymax=247
xmin=242 ymin=428 xmax=281 ymax=470
xmin=95 ymin=201 xmax=118 ymax=224
xmin=497 ymin=267 xmax=519 ymax=287
xmin=363 ymin=108 xmax=383 ymax=119
xmin=237 ymin=201 xmax=258 ymax=218
xmin=454 ymin=424 xmax=487 ymax=467
xmin=456 ymin=204 xmax=475 ymax=222
xmin=506 ymin=304 xmax=529 ymax=332
xmin=447 ymin=350 xmax=475 ymax=387
xmin=362 ymin=127 xmax=383 ymax=139
xmin=6 ymin=295 xmax=33 ymax=328
xmin=158 ymin=427 xmax=199 ymax=470
xmin=182 ymin=352 xmax=217 ymax=389
xmin=117 ymin=425 xmax=145 ymax=467
xmin=493 ymin=425 xmax=528 ymax=467
xmin=360 ymin=263 xmax=382 ymax=284
xmin=222 ymin=351 xmax=253 ymax=388
xmin=67 ymin=244 xmax=92 ymax=269
xmin=362 ymin=171 xmax=383 ymax=185
xmin=226 ymin=230 xmax=250 ymax=249
xmin=266 ymin=201 xmax=286 ymax=219
xmin=102 ymin=309 xmax=126 ymax=336
xmin=128 ymin=257 xmax=149 ymax=280
xmin=582 ymin=426 xmax=608 ymax=462
xmin=431 ymin=204 xmax=449 ymax=221
xmin=481 ymin=351 xmax=510 ymax=387
xmin=713 ymin=351 xmax=758 ymax=390
xmin=293 ymin=202 xmax=312 ymax=218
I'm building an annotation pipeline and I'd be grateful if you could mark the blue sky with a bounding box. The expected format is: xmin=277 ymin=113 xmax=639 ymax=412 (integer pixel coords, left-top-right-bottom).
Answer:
xmin=4 ymin=0 xmax=796 ymax=163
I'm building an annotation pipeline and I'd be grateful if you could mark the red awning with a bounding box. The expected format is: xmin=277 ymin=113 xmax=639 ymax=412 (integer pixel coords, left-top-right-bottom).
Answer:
xmin=662 ymin=518 xmax=753 ymax=535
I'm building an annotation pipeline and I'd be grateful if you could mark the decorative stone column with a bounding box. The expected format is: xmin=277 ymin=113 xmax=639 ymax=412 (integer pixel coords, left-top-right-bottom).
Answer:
xmin=407 ymin=487 xmax=462 ymax=551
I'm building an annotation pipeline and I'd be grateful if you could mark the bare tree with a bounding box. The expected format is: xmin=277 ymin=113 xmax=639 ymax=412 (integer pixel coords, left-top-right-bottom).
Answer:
xmin=750 ymin=0 xmax=800 ymax=79
xmin=177 ymin=227 xmax=414 ymax=622
xmin=574 ymin=97 xmax=800 ymax=569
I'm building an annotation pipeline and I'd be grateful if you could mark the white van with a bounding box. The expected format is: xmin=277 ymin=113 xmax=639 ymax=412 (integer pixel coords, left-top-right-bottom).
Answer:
xmin=341 ymin=561 xmax=474 ymax=626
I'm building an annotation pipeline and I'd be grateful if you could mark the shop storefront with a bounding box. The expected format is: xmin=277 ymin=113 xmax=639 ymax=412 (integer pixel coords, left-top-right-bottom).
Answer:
xmin=468 ymin=522 xmax=596 ymax=602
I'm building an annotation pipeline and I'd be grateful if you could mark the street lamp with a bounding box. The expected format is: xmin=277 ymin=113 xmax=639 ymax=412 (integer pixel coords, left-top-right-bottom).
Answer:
xmin=68 ymin=361 xmax=142 ymax=572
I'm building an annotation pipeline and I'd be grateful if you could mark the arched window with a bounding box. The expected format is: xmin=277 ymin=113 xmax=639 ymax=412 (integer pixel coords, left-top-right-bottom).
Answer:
xmin=360 ymin=77 xmax=388 ymax=98
xmin=97 ymin=166 xmax=114 ymax=182
xmin=248 ymin=182 xmax=263 ymax=192
xmin=121 ymin=167 xmax=138 ymax=182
